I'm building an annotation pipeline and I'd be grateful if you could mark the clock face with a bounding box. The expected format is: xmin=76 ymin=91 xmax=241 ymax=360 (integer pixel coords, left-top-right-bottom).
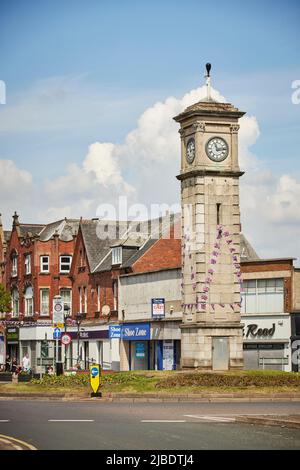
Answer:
xmin=205 ymin=137 xmax=229 ymax=162
xmin=186 ymin=138 xmax=195 ymax=164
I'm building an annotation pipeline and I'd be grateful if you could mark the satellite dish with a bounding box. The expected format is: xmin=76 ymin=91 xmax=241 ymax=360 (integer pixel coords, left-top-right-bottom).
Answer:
xmin=102 ymin=305 xmax=111 ymax=316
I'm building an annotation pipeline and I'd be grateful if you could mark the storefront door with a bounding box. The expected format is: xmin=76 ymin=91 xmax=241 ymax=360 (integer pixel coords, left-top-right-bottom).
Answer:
xmin=212 ymin=337 xmax=229 ymax=370
xmin=131 ymin=341 xmax=148 ymax=370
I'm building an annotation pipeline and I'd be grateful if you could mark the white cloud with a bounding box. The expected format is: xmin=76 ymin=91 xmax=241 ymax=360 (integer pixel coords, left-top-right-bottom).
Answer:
xmin=0 ymin=159 xmax=32 ymax=188
xmin=1 ymin=83 xmax=299 ymax=265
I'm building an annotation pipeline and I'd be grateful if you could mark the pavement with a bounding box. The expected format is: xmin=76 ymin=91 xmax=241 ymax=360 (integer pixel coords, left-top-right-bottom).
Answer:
xmin=0 ymin=400 xmax=300 ymax=449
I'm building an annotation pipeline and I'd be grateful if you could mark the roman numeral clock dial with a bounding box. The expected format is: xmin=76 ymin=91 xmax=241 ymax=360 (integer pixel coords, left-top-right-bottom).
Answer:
xmin=205 ymin=136 xmax=229 ymax=162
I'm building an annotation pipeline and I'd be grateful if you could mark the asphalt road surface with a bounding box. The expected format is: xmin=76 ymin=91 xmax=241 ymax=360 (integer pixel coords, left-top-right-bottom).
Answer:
xmin=0 ymin=400 xmax=299 ymax=450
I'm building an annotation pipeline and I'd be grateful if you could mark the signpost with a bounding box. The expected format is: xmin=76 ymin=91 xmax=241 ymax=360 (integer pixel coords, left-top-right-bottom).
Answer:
xmin=89 ymin=363 xmax=102 ymax=397
xmin=52 ymin=296 xmax=64 ymax=328
xmin=53 ymin=297 xmax=64 ymax=377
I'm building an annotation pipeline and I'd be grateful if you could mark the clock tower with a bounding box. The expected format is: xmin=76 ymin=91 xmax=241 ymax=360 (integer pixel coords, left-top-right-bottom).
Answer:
xmin=174 ymin=64 xmax=244 ymax=370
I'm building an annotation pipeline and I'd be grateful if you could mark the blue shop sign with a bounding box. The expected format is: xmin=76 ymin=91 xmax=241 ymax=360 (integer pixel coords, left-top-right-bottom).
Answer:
xmin=109 ymin=325 xmax=121 ymax=339
xmin=121 ymin=323 xmax=150 ymax=341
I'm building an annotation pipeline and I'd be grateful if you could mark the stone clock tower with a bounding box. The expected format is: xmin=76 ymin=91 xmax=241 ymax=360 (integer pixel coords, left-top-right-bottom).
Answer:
xmin=174 ymin=64 xmax=244 ymax=370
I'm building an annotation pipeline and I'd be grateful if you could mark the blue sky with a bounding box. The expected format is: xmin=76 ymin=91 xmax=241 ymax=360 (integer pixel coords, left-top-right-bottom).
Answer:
xmin=0 ymin=0 xmax=300 ymax=261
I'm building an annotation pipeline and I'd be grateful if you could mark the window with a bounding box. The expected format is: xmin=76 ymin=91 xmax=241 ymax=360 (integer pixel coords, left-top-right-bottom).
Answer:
xmin=84 ymin=287 xmax=87 ymax=313
xmin=241 ymin=278 xmax=284 ymax=314
xmin=113 ymin=281 xmax=117 ymax=311
xmin=12 ymin=256 xmax=17 ymax=277
xmin=60 ymin=288 xmax=72 ymax=315
xmin=97 ymin=285 xmax=101 ymax=312
xmin=40 ymin=289 xmax=49 ymax=316
xmin=40 ymin=256 xmax=49 ymax=273
xmin=79 ymin=287 xmax=83 ymax=312
xmin=25 ymin=286 xmax=34 ymax=316
xmin=12 ymin=288 xmax=19 ymax=317
xmin=25 ymin=254 xmax=31 ymax=275
xmin=112 ymin=246 xmax=122 ymax=265
xmin=60 ymin=255 xmax=72 ymax=273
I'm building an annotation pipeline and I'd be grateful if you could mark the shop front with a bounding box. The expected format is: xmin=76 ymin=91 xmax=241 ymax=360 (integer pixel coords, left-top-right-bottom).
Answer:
xmin=151 ymin=321 xmax=181 ymax=370
xmin=19 ymin=323 xmax=55 ymax=374
xmin=68 ymin=325 xmax=119 ymax=371
xmin=119 ymin=321 xmax=181 ymax=371
xmin=6 ymin=326 xmax=19 ymax=366
xmin=242 ymin=315 xmax=291 ymax=371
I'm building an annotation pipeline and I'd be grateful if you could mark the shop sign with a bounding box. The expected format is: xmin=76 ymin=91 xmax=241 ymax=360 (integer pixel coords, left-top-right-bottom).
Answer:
xmin=152 ymin=298 xmax=165 ymax=318
xmin=109 ymin=325 xmax=121 ymax=339
xmin=135 ymin=342 xmax=145 ymax=358
xmin=68 ymin=330 xmax=108 ymax=340
xmin=121 ymin=323 xmax=150 ymax=340
xmin=6 ymin=327 xmax=19 ymax=344
xmin=244 ymin=323 xmax=276 ymax=338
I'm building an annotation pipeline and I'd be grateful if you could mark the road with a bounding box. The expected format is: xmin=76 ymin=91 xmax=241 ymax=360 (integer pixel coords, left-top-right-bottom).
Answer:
xmin=0 ymin=400 xmax=299 ymax=450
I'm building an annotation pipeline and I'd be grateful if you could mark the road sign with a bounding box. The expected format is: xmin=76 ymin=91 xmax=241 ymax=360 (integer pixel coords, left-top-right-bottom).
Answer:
xmin=53 ymin=297 xmax=64 ymax=327
xmin=89 ymin=363 xmax=101 ymax=394
xmin=53 ymin=327 xmax=61 ymax=340
xmin=61 ymin=333 xmax=71 ymax=345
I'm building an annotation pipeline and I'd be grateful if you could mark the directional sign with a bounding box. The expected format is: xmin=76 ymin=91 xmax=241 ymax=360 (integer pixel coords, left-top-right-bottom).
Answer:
xmin=89 ymin=363 xmax=101 ymax=394
xmin=53 ymin=327 xmax=61 ymax=340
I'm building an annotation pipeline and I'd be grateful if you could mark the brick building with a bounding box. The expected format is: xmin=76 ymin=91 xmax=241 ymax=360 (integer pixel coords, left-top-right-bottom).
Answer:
xmin=68 ymin=215 xmax=181 ymax=370
xmin=2 ymin=213 xmax=79 ymax=368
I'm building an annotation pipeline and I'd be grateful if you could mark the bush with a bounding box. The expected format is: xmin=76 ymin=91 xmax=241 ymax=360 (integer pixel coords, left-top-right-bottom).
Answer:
xmin=155 ymin=372 xmax=300 ymax=389
xmin=31 ymin=374 xmax=89 ymax=388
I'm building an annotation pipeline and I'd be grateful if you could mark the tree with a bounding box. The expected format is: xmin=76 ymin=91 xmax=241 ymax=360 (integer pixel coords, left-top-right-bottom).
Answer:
xmin=0 ymin=284 xmax=11 ymax=313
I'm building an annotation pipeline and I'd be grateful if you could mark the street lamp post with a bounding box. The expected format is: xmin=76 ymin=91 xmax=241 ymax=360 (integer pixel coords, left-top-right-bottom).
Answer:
xmin=75 ymin=312 xmax=85 ymax=368
xmin=63 ymin=305 xmax=70 ymax=370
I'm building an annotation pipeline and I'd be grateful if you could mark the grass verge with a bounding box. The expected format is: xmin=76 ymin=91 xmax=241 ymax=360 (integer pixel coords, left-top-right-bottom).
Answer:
xmin=0 ymin=370 xmax=299 ymax=395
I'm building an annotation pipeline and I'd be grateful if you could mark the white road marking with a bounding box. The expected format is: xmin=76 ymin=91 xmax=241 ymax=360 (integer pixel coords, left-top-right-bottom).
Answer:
xmin=184 ymin=415 xmax=235 ymax=422
xmin=48 ymin=419 xmax=94 ymax=422
xmin=141 ymin=420 xmax=187 ymax=423
xmin=0 ymin=420 xmax=10 ymax=422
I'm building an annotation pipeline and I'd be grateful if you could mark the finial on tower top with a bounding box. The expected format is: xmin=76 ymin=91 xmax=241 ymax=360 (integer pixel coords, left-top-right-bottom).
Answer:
xmin=205 ymin=62 xmax=212 ymax=101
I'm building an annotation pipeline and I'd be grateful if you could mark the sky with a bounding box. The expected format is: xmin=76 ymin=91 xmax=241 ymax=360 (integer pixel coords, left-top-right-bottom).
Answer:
xmin=0 ymin=0 xmax=300 ymax=264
